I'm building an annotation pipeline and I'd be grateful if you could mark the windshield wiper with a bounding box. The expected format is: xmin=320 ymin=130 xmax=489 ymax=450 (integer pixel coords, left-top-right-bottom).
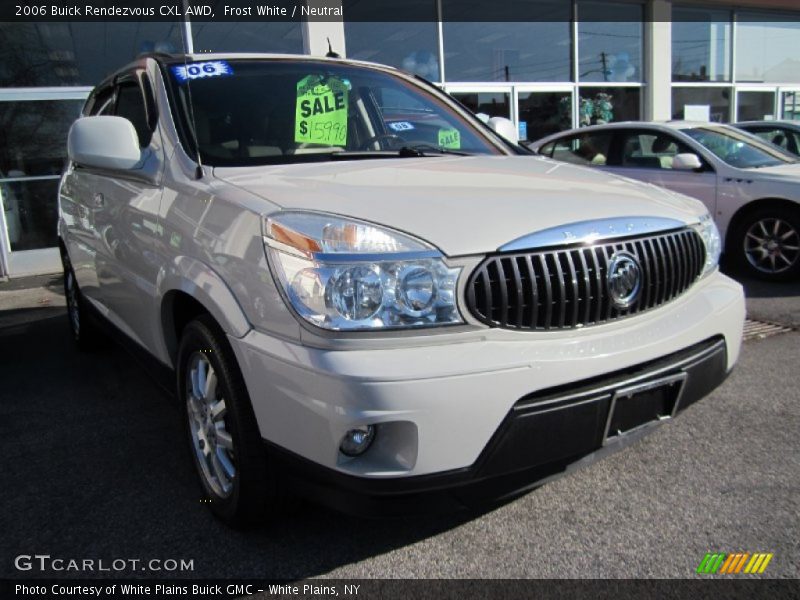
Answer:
xmin=397 ymin=144 xmax=472 ymax=157
xmin=326 ymin=145 xmax=472 ymax=161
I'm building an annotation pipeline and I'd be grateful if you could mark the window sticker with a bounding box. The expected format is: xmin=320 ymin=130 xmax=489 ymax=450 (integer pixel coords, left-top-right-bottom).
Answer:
xmin=295 ymin=75 xmax=349 ymax=147
xmin=388 ymin=121 xmax=415 ymax=132
xmin=438 ymin=128 xmax=461 ymax=149
xmin=171 ymin=61 xmax=233 ymax=83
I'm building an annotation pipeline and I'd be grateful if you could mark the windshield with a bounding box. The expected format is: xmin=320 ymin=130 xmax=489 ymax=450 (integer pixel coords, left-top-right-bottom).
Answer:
xmin=163 ymin=59 xmax=504 ymax=166
xmin=682 ymin=126 xmax=796 ymax=169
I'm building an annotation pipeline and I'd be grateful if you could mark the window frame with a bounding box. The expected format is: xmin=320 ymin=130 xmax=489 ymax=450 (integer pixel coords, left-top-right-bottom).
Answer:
xmin=112 ymin=71 xmax=156 ymax=148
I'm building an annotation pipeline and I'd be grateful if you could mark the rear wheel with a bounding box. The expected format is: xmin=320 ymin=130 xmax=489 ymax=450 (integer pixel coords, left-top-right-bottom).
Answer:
xmin=177 ymin=315 xmax=276 ymax=527
xmin=732 ymin=207 xmax=800 ymax=281
xmin=61 ymin=253 xmax=103 ymax=350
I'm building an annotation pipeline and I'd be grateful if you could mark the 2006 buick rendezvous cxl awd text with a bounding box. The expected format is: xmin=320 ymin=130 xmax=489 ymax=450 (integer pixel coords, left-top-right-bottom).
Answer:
xmin=59 ymin=53 xmax=745 ymax=526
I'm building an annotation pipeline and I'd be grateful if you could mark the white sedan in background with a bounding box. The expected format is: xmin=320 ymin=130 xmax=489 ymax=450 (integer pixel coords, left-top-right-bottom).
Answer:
xmin=735 ymin=120 xmax=800 ymax=157
xmin=529 ymin=122 xmax=800 ymax=281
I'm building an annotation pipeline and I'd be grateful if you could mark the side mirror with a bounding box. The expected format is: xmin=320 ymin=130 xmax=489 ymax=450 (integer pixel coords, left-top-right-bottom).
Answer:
xmin=68 ymin=116 xmax=142 ymax=170
xmin=672 ymin=153 xmax=703 ymax=171
xmin=487 ymin=116 xmax=519 ymax=144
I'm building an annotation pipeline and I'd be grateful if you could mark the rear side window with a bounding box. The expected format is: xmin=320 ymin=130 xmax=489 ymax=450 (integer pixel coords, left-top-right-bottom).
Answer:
xmin=115 ymin=82 xmax=152 ymax=147
xmin=549 ymin=132 xmax=613 ymax=166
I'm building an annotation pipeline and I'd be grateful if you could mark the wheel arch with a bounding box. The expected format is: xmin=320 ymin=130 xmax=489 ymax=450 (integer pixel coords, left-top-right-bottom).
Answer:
xmin=157 ymin=256 xmax=251 ymax=367
xmin=724 ymin=197 xmax=800 ymax=249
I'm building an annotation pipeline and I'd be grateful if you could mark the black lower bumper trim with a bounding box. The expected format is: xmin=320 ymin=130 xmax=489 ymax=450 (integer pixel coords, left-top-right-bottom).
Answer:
xmin=267 ymin=336 xmax=729 ymax=517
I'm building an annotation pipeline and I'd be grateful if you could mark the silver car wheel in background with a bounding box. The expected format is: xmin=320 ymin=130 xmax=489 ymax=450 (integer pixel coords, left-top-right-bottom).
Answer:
xmin=744 ymin=217 xmax=800 ymax=274
xmin=186 ymin=352 xmax=236 ymax=498
xmin=65 ymin=270 xmax=80 ymax=335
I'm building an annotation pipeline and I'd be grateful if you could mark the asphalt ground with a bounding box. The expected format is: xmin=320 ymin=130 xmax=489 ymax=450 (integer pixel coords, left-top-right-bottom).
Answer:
xmin=0 ymin=263 xmax=798 ymax=582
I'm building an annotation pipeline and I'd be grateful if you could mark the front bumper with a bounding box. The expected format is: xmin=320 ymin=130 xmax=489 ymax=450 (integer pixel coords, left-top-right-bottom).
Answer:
xmin=266 ymin=336 xmax=728 ymax=515
xmin=228 ymin=271 xmax=744 ymax=508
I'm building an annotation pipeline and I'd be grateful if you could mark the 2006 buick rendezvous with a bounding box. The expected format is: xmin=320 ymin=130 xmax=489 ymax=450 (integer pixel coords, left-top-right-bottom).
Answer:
xmin=59 ymin=53 xmax=745 ymax=526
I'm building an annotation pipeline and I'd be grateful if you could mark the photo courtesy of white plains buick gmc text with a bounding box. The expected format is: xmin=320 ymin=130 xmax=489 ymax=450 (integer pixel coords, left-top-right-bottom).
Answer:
xmin=58 ymin=53 xmax=745 ymax=526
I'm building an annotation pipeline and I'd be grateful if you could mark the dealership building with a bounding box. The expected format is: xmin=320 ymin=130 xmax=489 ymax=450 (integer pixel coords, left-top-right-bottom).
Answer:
xmin=0 ymin=0 xmax=798 ymax=277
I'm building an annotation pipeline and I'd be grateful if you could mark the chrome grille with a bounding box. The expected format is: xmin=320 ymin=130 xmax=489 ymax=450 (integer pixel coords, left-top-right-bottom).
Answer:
xmin=466 ymin=228 xmax=706 ymax=330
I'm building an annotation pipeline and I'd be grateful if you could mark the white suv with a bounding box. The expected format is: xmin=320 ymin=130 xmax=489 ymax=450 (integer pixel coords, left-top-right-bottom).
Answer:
xmin=59 ymin=54 xmax=745 ymax=526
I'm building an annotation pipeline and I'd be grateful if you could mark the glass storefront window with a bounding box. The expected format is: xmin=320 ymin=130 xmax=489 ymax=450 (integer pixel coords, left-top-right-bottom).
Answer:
xmin=0 ymin=23 xmax=182 ymax=87
xmin=1 ymin=178 xmax=60 ymax=251
xmin=517 ymin=91 xmax=573 ymax=141
xmin=735 ymin=15 xmax=800 ymax=84
xmin=783 ymin=92 xmax=800 ymax=121
xmin=345 ymin=22 xmax=440 ymax=81
xmin=0 ymin=100 xmax=84 ymax=177
xmin=0 ymin=99 xmax=84 ymax=252
xmin=191 ymin=22 xmax=303 ymax=54
xmin=578 ymin=87 xmax=639 ymax=125
xmin=671 ymin=87 xmax=731 ymax=122
xmin=577 ymin=2 xmax=643 ymax=83
xmin=442 ymin=1 xmax=571 ymax=82
xmin=672 ymin=8 xmax=731 ymax=82
xmin=737 ymin=91 xmax=775 ymax=122
xmin=450 ymin=92 xmax=510 ymax=119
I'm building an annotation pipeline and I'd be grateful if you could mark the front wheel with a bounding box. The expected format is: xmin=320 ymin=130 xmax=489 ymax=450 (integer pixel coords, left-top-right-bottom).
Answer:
xmin=732 ymin=208 xmax=800 ymax=281
xmin=177 ymin=315 xmax=276 ymax=527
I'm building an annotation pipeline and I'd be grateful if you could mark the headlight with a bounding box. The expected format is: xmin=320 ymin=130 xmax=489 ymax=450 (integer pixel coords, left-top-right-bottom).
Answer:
xmin=263 ymin=211 xmax=462 ymax=331
xmin=693 ymin=214 xmax=721 ymax=277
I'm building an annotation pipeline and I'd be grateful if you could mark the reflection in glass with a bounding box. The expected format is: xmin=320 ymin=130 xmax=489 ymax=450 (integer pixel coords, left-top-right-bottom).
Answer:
xmin=578 ymin=2 xmax=642 ymax=83
xmin=442 ymin=21 xmax=571 ymax=82
xmin=672 ymin=8 xmax=731 ymax=82
xmin=1 ymin=179 xmax=59 ymax=251
xmin=517 ymin=91 xmax=572 ymax=141
xmin=737 ymin=91 xmax=775 ymax=122
xmin=578 ymin=87 xmax=639 ymax=126
xmin=735 ymin=16 xmax=800 ymax=83
xmin=450 ymin=92 xmax=510 ymax=119
xmin=783 ymin=92 xmax=800 ymax=121
xmin=442 ymin=1 xmax=571 ymax=82
xmin=0 ymin=22 xmax=182 ymax=86
xmin=671 ymin=87 xmax=730 ymax=122
xmin=346 ymin=21 xmax=440 ymax=81
xmin=191 ymin=22 xmax=303 ymax=54
xmin=0 ymin=100 xmax=85 ymax=177
xmin=682 ymin=126 xmax=794 ymax=168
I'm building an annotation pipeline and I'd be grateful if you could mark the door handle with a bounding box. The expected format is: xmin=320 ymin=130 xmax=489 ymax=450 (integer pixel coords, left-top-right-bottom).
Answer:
xmin=93 ymin=193 xmax=105 ymax=208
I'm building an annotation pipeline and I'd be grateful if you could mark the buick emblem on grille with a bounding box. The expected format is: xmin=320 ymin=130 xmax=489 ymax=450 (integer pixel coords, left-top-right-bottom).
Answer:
xmin=607 ymin=252 xmax=642 ymax=309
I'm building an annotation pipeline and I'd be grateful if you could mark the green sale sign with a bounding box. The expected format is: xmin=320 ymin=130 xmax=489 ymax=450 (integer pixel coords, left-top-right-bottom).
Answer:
xmin=295 ymin=75 xmax=349 ymax=147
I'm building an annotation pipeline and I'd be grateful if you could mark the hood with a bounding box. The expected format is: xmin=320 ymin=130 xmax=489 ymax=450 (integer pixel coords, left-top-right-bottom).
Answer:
xmin=746 ymin=162 xmax=800 ymax=182
xmin=214 ymin=156 xmax=706 ymax=256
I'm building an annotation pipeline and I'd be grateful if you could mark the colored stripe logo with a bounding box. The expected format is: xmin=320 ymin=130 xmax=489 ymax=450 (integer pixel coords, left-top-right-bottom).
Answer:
xmin=697 ymin=552 xmax=773 ymax=574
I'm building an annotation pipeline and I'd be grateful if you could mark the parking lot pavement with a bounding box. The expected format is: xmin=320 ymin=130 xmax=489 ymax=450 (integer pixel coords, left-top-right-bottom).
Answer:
xmin=0 ymin=270 xmax=798 ymax=580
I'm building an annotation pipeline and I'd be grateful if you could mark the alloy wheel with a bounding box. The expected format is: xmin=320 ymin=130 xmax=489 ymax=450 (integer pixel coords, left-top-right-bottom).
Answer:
xmin=743 ymin=217 xmax=800 ymax=275
xmin=186 ymin=352 xmax=236 ymax=498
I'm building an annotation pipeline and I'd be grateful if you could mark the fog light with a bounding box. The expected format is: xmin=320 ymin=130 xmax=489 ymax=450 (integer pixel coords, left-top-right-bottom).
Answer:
xmin=339 ymin=425 xmax=376 ymax=457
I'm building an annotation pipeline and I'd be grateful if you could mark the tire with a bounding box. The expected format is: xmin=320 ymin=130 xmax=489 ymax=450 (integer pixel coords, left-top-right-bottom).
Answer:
xmin=731 ymin=207 xmax=800 ymax=282
xmin=61 ymin=252 xmax=104 ymax=351
xmin=177 ymin=315 xmax=276 ymax=527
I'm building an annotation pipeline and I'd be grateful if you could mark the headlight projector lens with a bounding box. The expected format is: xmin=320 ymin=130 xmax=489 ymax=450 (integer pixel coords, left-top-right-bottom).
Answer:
xmin=329 ymin=265 xmax=384 ymax=320
xmin=397 ymin=265 xmax=437 ymax=316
